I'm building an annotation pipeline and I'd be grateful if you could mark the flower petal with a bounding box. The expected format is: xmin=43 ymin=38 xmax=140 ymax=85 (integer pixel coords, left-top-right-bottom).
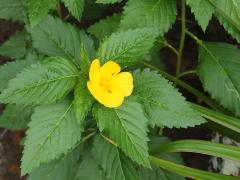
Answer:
xmin=87 ymin=81 xmax=124 ymax=108
xmin=114 ymin=72 xmax=133 ymax=96
xmin=89 ymin=59 xmax=101 ymax=83
xmin=100 ymin=61 xmax=121 ymax=77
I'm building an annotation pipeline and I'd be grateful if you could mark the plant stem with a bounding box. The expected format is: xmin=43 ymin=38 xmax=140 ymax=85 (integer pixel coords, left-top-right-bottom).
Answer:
xmin=165 ymin=42 xmax=179 ymax=56
xmin=57 ymin=2 xmax=62 ymax=18
xmin=185 ymin=30 xmax=203 ymax=44
xmin=179 ymin=70 xmax=197 ymax=78
xmin=140 ymin=61 xmax=227 ymax=113
xmin=176 ymin=0 xmax=186 ymax=78
xmin=81 ymin=131 xmax=96 ymax=143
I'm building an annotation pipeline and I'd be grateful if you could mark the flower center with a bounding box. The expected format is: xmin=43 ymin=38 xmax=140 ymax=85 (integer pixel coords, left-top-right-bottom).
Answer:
xmin=99 ymin=77 xmax=113 ymax=93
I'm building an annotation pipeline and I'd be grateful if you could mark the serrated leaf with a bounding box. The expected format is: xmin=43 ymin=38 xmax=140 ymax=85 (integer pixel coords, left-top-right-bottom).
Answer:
xmin=120 ymin=0 xmax=177 ymax=35
xmin=88 ymin=14 xmax=121 ymax=40
xmin=0 ymin=58 xmax=35 ymax=92
xmin=96 ymin=0 xmax=122 ymax=4
xmin=0 ymin=0 xmax=25 ymax=21
xmin=26 ymin=0 xmax=58 ymax=27
xmin=79 ymin=43 xmax=91 ymax=75
xmin=76 ymin=149 xmax=104 ymax=180
xmin=29 ymin=15 xmax=95 ymax=67
xmin=0 ymin=56 xmax=78 ymax=105
xmin=92 ymin=135 xmax=138 ymax=180
xmin=139 ymin=165 xmax=185 ymax=180
xmin=0 ymin=31 xmax=26 ymax=59
xmin=0 ymin=104 xmax=33 ymax=130
xmin=97 ymin=28 xmax=158 ymax=67
xmin=74 ymin=76 xmax=94 ymax=129
xmin=133 ymin=69 xmax=205 ymax=128
xmin=197 ymin=42 xmax=240 ymax=116
xmin=21 ymin=100 xmax=81 ymax=175
xmin=93 ymin=97 xmax=150 ymax=167
xmin=209 ymin=0 xmax=240 ymax=43
xmin=62 ymin=0 xmax=85 ymax=20
xmin=28 ymin=148 xmax=80 ymax=180
xmin=186 ymin=0 xmax=214 ymax=31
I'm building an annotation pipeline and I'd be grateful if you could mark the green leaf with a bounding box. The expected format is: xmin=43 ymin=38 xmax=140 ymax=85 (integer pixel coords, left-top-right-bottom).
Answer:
xmin=96 ymin=0 xmax=122 ymax=4
xmin=139 ymin=165 xmax=185 ymax=180
xmin=76 ymin=149 xmax=104 ymax=180
xmin=197 ymin=42 xmax=240 ymax=116
xmin=191 ymin=103 xmax=240 ymax=133
xmin=62 ymin=0 xmax=85 ymax=20
xmin=88 ymin=14 xmax=121 ymax=40
xmin=0 ymin=31 xmax=26 ymax=59
xmin=0 ymin=56 xmax=78 ymax=105
xmin=149 ymin=156 xmax=239 ymax=180
xmin=0 ymin=58 xmax=35 ymax=92
xmin=29 ymin=15 xmax=94 ymax=66
xmin=0 ymin=105 xmax=33 ymax=130
xmin=26 ymin=0 xmax=58 ymax=27
xmin=208 ymin=0 xmax=240 ymax=43
xmin=186 ymin=0 xmax=214 ymax=31
xmin=140 ymin=136 xmax=185 ymax=180
xmin=92 ymin=134 xmax=138 ymax=180
xmin=120 ymin=0 xmax=177 ymax=35
xmin=0 ymin=0 xmax=25 ymax=21
xmin=28 ymin=148 xmax=80 ymax=180
xmin=21 ymin=100 xmax=81 ymax=175
xmin=79 ymin=43 xmax=91 ymax=75
xmin=97 ymin=28 xmax=158 ymax=67
xmin=74 ymin=76 xmax=94 ymax=130
xmin=151 ymin=139 xmax=240 ymax=162
xmin=93 ymin=97 xmax=150 ymax=167
xmin=133 ymin=69 xmax=205 ymax=128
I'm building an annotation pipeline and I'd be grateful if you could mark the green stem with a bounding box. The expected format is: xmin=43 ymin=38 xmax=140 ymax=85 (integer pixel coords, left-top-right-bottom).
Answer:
xmin=81 ymin=131 xmax=96 ymax=143
xmin=140 ymin=61 xmax=227 ymax=113
xmin=185 ymin=29 xmax=203 ymax=44
xmin=179 ymin=70 xmax=197 ymax=78
xmin=176 ymin=0 xmax=186 ymax=78
xmin=57 ymin=1 xmax=62 ymax=18
xmin=165 ymin=42 xmax=179 ymax=56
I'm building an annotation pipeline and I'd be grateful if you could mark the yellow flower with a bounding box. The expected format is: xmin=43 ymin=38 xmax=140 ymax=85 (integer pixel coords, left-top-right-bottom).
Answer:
xmin=87 ymin=59 xmax=133 ymax=108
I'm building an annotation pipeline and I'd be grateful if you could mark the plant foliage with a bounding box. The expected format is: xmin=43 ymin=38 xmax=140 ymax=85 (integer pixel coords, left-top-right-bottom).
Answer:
xmin=0 ymin=0 xmax=239 ymax=179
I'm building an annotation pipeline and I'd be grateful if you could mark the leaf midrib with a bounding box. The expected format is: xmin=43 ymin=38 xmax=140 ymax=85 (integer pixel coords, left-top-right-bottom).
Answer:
xmin=108 ymin=30 xmax=152 ymax=61
xmin=114 ymin=109 xmax=148 ymax=165
xmin=25 ymin=102 xmax=73 ymax=173
xmin=7 ymin=74 xmax=78 ymax=97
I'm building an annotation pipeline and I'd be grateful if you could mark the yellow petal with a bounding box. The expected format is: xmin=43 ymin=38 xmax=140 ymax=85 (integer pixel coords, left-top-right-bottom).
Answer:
xmin=114 ymin=72 xmax=133 ymax=97
xmin=89 ymin=59 xmax=101 ymax=83
xmin=100 ymin=61 xmax=121 ymax=77
xmin=87 ymin=81 xmax=124 ymax=108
